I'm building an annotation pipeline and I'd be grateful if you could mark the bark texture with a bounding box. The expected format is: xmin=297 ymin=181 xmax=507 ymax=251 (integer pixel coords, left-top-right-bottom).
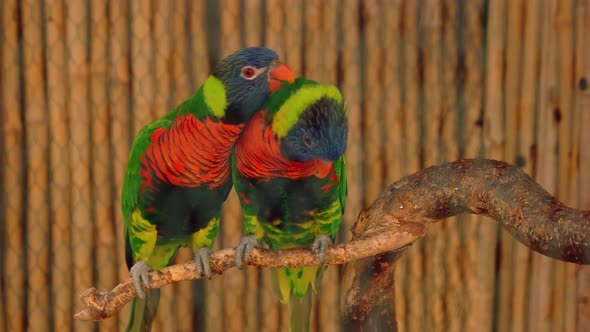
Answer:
xmin=75 ymin=159 xmax=590 ymax=327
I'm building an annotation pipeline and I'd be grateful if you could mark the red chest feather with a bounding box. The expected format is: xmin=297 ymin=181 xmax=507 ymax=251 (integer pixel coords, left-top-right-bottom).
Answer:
xmin=141 ymin=114 xmax=243 ymax=188
xmin=234 ymin=111 xmax=334 ymax=181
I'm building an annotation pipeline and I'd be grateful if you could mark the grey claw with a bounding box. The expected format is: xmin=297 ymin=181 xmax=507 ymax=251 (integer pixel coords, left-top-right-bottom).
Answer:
xmin=195 ymin=248 xmax=212 ymax=279
xmin=130 ymin=260 xmax=151 ymax=299
xmin=312 ymin=235 xmax=333 ymax=264
xmin=235 ymin=235 xmax=259 ymax=269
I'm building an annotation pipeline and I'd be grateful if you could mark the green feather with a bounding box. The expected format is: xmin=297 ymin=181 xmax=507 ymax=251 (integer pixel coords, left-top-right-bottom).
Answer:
xmin=334 ymin=156 xmax=347 ymax=213
xmin=233 ymin=80 xmax=348 ymax=332
xmin=122 ymin=119 xmax=173 ymax=240
xmin=122 ymin=75 xmax=230 ymax=332
xmin=263 ymin=78 xmax=343 ymax=138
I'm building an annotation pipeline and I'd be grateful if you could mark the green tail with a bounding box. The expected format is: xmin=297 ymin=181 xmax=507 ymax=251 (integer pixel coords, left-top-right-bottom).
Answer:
xmin=125 ymin=289 xmax=160 ymax=332
xmin=272 ymin=266 xmax=324 ymax=332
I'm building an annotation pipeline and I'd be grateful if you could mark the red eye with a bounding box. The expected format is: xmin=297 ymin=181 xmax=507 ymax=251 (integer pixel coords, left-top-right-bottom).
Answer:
xmin=303 ymin=134 xmax=313 ymax=147
xmin=242 ymin=67 xmax=256 ymax=79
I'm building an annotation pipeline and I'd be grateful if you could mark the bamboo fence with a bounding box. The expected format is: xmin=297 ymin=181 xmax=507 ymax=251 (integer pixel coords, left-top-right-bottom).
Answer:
xmin=1 ymin=1 xmax=590 ymax=331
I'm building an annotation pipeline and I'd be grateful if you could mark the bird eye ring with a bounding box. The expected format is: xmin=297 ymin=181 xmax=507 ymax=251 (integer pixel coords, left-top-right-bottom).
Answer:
xmin=241 ymin=66 xmax=257 ymax=79
xmin=302 ymin=134 xmax=313 ymax=147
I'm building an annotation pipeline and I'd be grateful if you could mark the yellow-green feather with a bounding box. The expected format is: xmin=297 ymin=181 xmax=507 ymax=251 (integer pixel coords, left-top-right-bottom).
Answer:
xmin=271 ymin=84 xmax=343 ymax=137
xmin=202 ymin=76 xmax=228 ymax=117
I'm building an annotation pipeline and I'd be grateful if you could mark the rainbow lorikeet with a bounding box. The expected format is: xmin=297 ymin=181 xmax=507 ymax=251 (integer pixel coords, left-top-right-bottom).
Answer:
xmin=232 ymin=79 xmax=348 ymax=332
xmin=122 ymin=47 xmax=294 ymax=332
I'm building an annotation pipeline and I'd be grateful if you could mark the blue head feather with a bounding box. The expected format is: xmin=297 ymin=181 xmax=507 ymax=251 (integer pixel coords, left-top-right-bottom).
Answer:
xmin=213 ymin=47 xmax=280 ymax=124
xmin=280 ymin=97 xmax=348 ymax=162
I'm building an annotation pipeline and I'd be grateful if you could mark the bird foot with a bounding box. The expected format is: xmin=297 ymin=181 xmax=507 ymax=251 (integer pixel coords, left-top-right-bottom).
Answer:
xmin=130 ymin=260 xmax=151 ymax=299
xmin=235 ymin=235 xmax=259 ymax=269
xmin=312 ymin=235 xmax=333 ymax=264
xmin=194 ymin=248 xmax=212 ymax=279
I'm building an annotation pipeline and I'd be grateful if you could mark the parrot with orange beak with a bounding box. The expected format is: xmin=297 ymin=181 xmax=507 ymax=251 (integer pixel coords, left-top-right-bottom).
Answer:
xmin=122 ymin=47 xmax=294 ymax=332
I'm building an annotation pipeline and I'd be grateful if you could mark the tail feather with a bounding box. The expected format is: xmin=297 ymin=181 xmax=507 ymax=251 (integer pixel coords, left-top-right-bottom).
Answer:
xmin=125 ymin=288 xmax=160 ymax=332
xmin=272 ymin=266 xmax=324 ymax=332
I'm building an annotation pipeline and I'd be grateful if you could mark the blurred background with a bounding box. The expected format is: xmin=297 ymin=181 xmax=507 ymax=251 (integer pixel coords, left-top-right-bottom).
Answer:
xmin=1 ymin=0 xmax=590 ymax=331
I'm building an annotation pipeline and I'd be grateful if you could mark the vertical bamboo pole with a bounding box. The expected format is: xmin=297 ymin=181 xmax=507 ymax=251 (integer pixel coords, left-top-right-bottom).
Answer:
xmin=339 ymin=0 xmax=362 ymax=329
xmin=170 ymin=2 xmax=195 ymax=331
xmin=556 ymin=2 xmax=575 ymax=209
xmin=504 ymin=0 xmax=523 ymax=166
xmin=66 ymin=1 xmax=94 ymax=332
xmin=552 ymin=2 xmax=575 ymax=331
xmin=383 ymin=0 xmax=403 ymax=188
xmin=149 ymin=1 xmax=177 ymax=331
xmin=261 ymin=1 xmax=289 ymax=330
xmin=304 ymin=3 xmax=324 ymax=329
xmin=576 ymin=1 xmax=590 ymax=330
xmin=188 ymin=0 xmax=208 ymax=86
xmin=422 ymin=0 xmax=442 ymax=167
xmin=508 ymin=1 xmax=542 ymax=330
xmin=187 ymin=2 xmax=209 ymax=330
xmin=400 ymin=1 xmax=424 ymax=331
xmin=316 ymin=2 xmax=340 ymax=331
xmin=529 ymin=2 xmax=558 ymax=332
xmin=170 ymin=0 xmax=190 ymax=104
xmin=565 ymin=2 xmax=586 ymax=332
xmin=189 ymin=0 xmax=224 ymax=331
xmin=264 ymin=0 xmax=283 ymax=59
xmin=130 ymin=0 xmax=154 ymax=134
xmin=108 ymin=0 xmax=133 ymax=329
xmin=420 ymin=2 xmax=445 ymax=331
xmin=218 ymin=2 xmax=243 ymax=331
xmin=283 ymin=0 xmax=302 ymax=75
xmin=319 ymin=0 xmax=338 ymax=85
xmin=362 ymin=0 xmax=383 ymax=205
xmin=381 ymin=1 xmax=404 ymax=331
xmin=241 ymin=1 xmax=264 ymax=330
xmin=89 ymin=1 xmax=117 ymax=332
xmin=302 ymin=0 xmax=320 ymax=81
xmin=148 ymin=2 xmax=176 ymax=330
xmin=460 ymin=0 xmax=486 ymax=330
xmin=481 ymin=2 xmax=506 ymax=332
xmin=243 ymin=0 xmax=262 ymax=48
xmin=22 ymin=1 xmax=50 ymax=330
xmin=45 ymin=0 xmax=73 ymax=330
xmin=440 ymin=2 xmax=460 ymax=331
xmin=339 ymin=0 xmax=362 ymax=244
xmin=1 ymin=0 xmax=25 ymax=330
xmin=440 ymin=0 xmax=458 ymax=162
xmin=496 ymin=1 xmax=522 ymax=331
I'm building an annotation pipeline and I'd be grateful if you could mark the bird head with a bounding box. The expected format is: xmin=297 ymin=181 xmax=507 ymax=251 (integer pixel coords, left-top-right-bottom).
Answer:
xmin=213 ymin=47 xmax=295 ymax=123
xmin=269 ymin=80 xmax=348 ymax=163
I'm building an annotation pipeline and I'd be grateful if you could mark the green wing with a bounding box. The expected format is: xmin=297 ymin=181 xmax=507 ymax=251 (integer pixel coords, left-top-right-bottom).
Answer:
xmin=122 ymin=118 xmax=178 ymax=269
xmin=122 ymin=119 xmax=173 ymax=228
xmin=334 ymin=156 xmax=347 ymax=213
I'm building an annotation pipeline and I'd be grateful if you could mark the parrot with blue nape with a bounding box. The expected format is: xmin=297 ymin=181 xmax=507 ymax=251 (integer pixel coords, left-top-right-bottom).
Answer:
xmin=232 ymin=78 xmax=348 ymax=332
xmin=122 ymin=47 xmax=294 ymax=332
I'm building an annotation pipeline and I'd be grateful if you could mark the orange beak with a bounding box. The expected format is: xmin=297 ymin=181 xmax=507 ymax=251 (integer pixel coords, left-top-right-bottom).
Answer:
xmin=315 ymin=159 xmax=333 ymax=178
xmin=268 ymin=62 xmax=295 ymax=92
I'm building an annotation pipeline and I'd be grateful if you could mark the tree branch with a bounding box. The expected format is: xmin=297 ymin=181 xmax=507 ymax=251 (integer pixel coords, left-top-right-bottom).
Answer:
xmin=75 ymin=158 xmax=590 ymax=324
xmin=341 ymin=158 xmax=590 ymax=327
xmin=74 ymin=221 xmax=426 ymax=321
